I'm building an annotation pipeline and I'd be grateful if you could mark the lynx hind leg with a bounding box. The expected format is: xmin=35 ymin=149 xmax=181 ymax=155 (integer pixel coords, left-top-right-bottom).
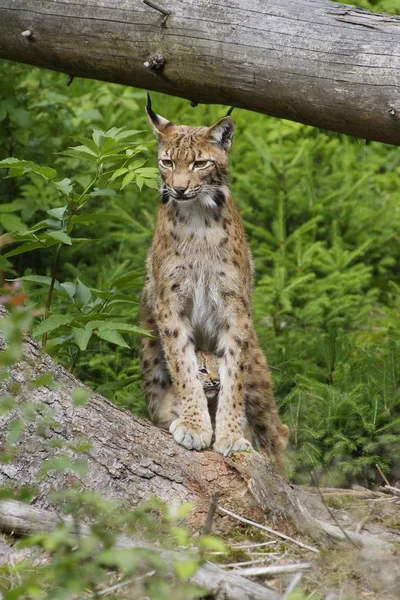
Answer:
xmin=140 ymin=299 xmax=172 ymax=425
xmin=245 ymin=338 xmax=287 ymax=468
xmin=157 ymin=386 xmax=182 ymax=430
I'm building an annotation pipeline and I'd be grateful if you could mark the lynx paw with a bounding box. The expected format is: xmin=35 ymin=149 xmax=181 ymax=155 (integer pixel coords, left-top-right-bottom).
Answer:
xmin=170 ymin=418 xmax=212 ymax=451
xmin=213 ymin=436 xmax=253 ymax=457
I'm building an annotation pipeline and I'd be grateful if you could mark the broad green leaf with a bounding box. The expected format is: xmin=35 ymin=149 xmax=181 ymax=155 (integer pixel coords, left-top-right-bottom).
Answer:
xmin=32 ymin=314 xmax=74 ymax=336
xmin=74 ymin=136 xmax=100 ymax=155
xmin=3 ymin=241 xmax=47 ymax=258
xmin=121 ymin=171 xmax=135 ymax=189
xmin=11 ymin=275 xmax=61 ymax=290
xmin=60 ymin=281 xmax=76 ymax=298
xmin=0 ymin=213 xmax=24 ymax=231
xmin=60 ymin=149 xmax=97 ymax=163
xmin=72 ymin=326 xmax=92 ymax=350
xmin=135 ymin=167 xmax=159 ymax=176
xmin=143 ymin=178 xmax=159 ymax=190
xmin=128 ymin=158 xmax=147 ymax=170
xmin=109 ymin=167 xmax=129 ymax=182
xmin=46 ymin=230 xmax=72 ymax=245
xmin=0 ymin=158 xmax=57 ymax=180
xmin=93 ymin=321 xmax=153 ymax=337
xmin=67 ymin=144 xmax=97 ymax=157
xmin=94 ymin=329 xmax=129 ymax=348
xmin=75 ymin=279 xmax=92 ymax=304
xmin=54 ymin=177 xmax=73 ymax=196
xmin=0 ymin=200 xmax=24 ymax=213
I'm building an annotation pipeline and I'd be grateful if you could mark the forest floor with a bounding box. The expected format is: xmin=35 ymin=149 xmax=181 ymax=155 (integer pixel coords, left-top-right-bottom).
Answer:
xmin=210 ymin=486 xmax=400 ymax=600
xmin=0 ymin=486 xmax=399 ymax=599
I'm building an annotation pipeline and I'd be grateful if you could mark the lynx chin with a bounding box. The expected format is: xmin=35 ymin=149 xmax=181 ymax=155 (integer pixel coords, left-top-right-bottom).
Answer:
xmin=140 ymin=95 xmax=288 ymax=466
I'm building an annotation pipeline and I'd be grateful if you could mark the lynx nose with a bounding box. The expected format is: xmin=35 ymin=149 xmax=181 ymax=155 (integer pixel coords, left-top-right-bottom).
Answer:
xmin=173 ymin=186 xmax=187 ymax=197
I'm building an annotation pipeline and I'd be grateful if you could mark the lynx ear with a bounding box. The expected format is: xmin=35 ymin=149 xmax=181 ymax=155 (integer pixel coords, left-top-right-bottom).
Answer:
xmin=207 ymin=117 xmax=235 ymax=151
xmin=145 ymin=93 xmax=173 ymax=139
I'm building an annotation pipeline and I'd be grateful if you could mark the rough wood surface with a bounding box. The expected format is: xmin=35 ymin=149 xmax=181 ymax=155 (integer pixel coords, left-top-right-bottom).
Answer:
xmin=0 ymin=0 xmax=399 ymax=145
xmin=0 ymin=500 xmax=280 ymax=600
xmin=0 ymin=305 xmax=319 ymax=540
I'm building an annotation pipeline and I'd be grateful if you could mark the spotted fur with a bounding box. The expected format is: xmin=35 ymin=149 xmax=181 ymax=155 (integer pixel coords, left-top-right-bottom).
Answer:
xmin=140 ymin=98 xmax=287 ymax=465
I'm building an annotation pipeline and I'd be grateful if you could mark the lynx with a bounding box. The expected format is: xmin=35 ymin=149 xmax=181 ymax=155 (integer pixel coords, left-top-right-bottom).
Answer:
xmin=140 ymin=96 xmax=287 ymax=465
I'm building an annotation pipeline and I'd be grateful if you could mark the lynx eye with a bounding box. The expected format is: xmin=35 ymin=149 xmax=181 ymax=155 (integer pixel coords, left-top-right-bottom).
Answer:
xmin=199 ymin=367 xmax=208 ymax=374
xmin=193 ymin=160 xmax=211 ymax=169
xmin=159 ymin=159 xmax=173 ymax=169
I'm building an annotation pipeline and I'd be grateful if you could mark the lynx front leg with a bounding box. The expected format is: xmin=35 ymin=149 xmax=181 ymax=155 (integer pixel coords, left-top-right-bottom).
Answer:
xmin=155 ymin=300 xmax=212 ymax=451
xmin=213 ymin=309 xmax=253 ymax=456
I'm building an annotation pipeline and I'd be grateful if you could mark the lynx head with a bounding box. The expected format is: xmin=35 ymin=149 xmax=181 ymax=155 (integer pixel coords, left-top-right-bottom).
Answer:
xmin=196 ymin=350 xmax=220 ymax=399
xmin=146 ymin=94 xmax=234 ymax=206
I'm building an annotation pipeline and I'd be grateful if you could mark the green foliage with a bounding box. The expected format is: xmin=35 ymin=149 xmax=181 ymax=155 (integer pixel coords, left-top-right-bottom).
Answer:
xmin=1 ymin=0 xmax=400 ymax=488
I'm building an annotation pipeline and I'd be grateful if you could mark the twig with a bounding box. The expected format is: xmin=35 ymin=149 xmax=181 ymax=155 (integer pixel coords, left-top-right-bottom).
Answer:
xmin=231 ymin=541 xmax=277 ymax=549
xmin=282 ymin=572 xmax=304 ymax=600
xmin=220 ymin=558 xmax=269 ymax=568
xmin=376 ymin=463 xmax=391 ymax=487
xmin=311 ymin=473 xmax=359 ymax=549
xmin=217 ymin=506 xmax=320 ymax=554
xmin=202 ymin=491 xmax=220 ymax=535
xmin=143 ymin=0 xmax=170 ymax=26
xmin=231 ymin=563 xmax=311 ymax=577
xmin=85 ymin=573 xmax=155 ymax=598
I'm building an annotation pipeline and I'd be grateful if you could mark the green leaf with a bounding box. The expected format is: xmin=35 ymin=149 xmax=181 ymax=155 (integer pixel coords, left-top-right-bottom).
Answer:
xmin=120 ymin=171 xmax=136 ymax=189
xmin=47 ymin=205 xmax=68 ymax=220
xmin=74 ymin=136 xmax=101 ymax=155
xmin=60 ymin=281 xmax=76 ymax=298
xmin=72 ymin=326 xmax=92 ymax=351
xmin=46 ymin=230 xmax=72 ymax=245
xmin=75 ymin=279 xmax=92 ymax=304
xmin=0 ymin=200 xmax=24 ymax=213
xmin=53 ymin=178 xmax=73 ymax=196
xmin=143 ymin=178 xmax=159 ymax=190
xmin=109 ymin=167 xmax=129 ymax=182
xmin=3 ymin=241 xmax=48 ymax=258
xmin=94 ymin=330 xmax=129 ymax=348
xmin=12 ymin=275 xmax=61 ymax=290
xmin=0 ymin=213 xmax=24 ymax=231
xmin=93 ymin=321 xmax=153 ymax=337
xmin=32 ymin=314 xmax=74 ymax=337
xmin=72 ymin=387 xmax=89 ymax=406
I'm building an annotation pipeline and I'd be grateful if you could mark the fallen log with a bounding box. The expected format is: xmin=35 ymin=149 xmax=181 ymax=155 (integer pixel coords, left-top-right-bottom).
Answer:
xmin=0 ymin=305 xmax=320 ymax=540
xmin=0 ymin=0 xmax=399 ymax=145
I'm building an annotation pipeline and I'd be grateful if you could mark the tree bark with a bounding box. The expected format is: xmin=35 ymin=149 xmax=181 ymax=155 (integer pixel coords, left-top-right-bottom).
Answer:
xmin=0 ymin=1 xmax=399 ymax=146
xmin=0 ymin=306 xmax=320 ymax=542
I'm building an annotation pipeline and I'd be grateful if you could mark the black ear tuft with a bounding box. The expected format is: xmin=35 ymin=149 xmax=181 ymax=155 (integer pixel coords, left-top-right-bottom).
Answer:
xmin=226 ymin=106 xmax=235 ymax=116
xmin=146 ymin=92 xmax=159 ymax=126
